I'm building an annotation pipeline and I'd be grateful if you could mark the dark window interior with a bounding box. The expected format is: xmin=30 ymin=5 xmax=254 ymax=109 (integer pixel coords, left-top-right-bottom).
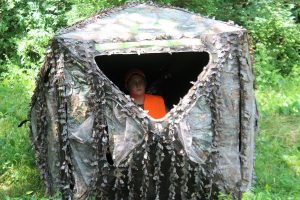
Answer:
xmin=95 ymin=52 xmax=209 ymax=109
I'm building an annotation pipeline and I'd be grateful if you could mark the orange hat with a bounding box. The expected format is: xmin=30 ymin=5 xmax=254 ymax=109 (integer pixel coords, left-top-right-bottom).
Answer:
xmin=125 ymin=68 xmax=146 ymax=90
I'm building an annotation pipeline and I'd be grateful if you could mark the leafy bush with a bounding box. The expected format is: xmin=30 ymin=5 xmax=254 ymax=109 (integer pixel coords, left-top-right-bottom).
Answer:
xmin=0 ymin=0 xmax=71 ymax=71
xmin=243 ymin=1 xmax=299 ymax=88
xmin=0 ymin=1 xmax=28 ymax=68
xmin=17 ymin=29 xmax=53 ymax=69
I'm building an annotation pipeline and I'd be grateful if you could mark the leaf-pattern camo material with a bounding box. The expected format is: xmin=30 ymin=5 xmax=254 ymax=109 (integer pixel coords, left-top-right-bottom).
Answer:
xmin=105 ymin=98 xmax=146 ymax=166
xmin=29 ymin=2 xmax=258 ymax=200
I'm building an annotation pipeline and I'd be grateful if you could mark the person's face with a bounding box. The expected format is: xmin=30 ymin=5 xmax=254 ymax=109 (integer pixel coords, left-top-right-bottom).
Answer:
xmin=128 ymin=74 xmax=146 ymax=96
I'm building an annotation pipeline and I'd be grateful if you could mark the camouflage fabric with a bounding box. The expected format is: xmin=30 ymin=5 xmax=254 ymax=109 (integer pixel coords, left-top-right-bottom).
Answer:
xmin=30 ymin=2 xmax=258 ymax=199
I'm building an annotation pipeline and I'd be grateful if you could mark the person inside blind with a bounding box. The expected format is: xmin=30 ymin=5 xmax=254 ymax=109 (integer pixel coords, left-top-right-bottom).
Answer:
xmin=125 ymin=68 xmax=166 ymax=119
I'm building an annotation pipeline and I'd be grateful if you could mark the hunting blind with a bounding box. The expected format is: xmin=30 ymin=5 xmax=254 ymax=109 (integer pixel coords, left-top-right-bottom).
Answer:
xmin=30 ymin=3 xmax=258 ymax=199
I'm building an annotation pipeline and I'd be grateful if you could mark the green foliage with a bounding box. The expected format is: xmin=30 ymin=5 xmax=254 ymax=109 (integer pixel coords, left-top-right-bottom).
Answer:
xmin=0 ymin=0 xmax=71 ymax=71
xmin=65 ymin=0 xmax=129 ymax=25
xmin=0 ymin=0 xmax=28 ymax=67
xmin=245 ymin=115 xmax=300 ymax=199
xmin=16 ymin=29 xmax=53 ymax=69
xmin=256 ymin=77 xmax=300 ymax=116
xmin=241 ymin=1 xmax=300 ymax=88
xmin=0 ymin=65 xmax=44 ymax=198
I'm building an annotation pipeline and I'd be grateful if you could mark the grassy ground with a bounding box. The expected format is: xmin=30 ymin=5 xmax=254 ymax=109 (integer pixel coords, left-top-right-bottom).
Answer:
xmin=0 ymin=67 xmax=45 ymax=199
xmin=244 ymin=115 xmax=300 ymax=199
xmin=256 ymin=79 xmax=300 ymax=117
xmin=0 ymin=68 xmax=299 ymax=199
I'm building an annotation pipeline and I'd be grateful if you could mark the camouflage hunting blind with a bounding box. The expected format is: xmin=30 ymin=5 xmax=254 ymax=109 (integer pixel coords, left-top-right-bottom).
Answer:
xmin=30 ymin=3 xmax=258 ymax=200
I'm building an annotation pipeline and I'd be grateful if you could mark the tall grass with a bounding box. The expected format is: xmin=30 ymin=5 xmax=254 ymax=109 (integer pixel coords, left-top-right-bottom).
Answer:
xmin=244 ymin=115 xmax=300 ymax=199
xmin=256 ymin=78 xmax=300 ymax=117
xmin=0 ymin=65 xmax=44 ymax=199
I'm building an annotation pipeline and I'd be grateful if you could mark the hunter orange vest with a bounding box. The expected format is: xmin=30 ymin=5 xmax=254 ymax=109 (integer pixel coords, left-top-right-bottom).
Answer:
xmin=144 ymin=94 xmax=166 ymax=119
